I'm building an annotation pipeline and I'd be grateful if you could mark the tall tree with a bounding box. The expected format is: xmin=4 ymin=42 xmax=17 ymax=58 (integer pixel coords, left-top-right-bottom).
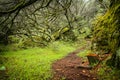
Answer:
xmin=0 ymin=0 xmax=72 ymax=44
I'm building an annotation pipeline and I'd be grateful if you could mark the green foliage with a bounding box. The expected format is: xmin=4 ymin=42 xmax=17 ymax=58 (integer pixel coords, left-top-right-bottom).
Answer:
xmin=17 ymin=38 xmax=45 ymax=49
xmin=0 ymin=44 xmax=19 ymax=52
xmin=0 ymin=66 xmax=6 ymax=70
xmin=89 ymin=53 xmax=120 ymax=80
xmin=107 ymin=49 xmax=120 ymax=69
xmin=0 ymin=41 xmax=75 ymax=80
xmin=77 ymin=50 xmax=91 ymax=57
xmin=97 ymin=65 xmax=120 ymax=80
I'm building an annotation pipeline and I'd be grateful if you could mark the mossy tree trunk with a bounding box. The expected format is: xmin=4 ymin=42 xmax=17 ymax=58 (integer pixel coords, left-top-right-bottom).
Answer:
xmin=92 ymin=0 xmax=120 ymax=69
xmin=105 ymin=0 xmax=120 ymax=69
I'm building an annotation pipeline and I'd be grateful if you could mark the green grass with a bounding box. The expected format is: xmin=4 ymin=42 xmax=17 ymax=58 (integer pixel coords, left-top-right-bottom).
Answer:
xmin=0 ymin=41 xmax=75 ymax=80
xmin=77 ymin=39 xmax=91 ymax=57
xmin=77 ymin=50 xmax=91 ymax=57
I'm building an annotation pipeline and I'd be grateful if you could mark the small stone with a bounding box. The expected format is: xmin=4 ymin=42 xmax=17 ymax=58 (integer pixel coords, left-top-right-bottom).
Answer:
xmin=56 ymin=69 xmax=61 ymax=71
xmin=93 ymin=77 xmax=96 ymax=79
xmin=82 ymin=70 xmax=86 ymax=73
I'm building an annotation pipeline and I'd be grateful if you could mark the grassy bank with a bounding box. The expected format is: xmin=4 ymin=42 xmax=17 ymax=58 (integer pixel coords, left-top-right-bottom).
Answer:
xmin=0 ymin=41 xmax=75 ymax=80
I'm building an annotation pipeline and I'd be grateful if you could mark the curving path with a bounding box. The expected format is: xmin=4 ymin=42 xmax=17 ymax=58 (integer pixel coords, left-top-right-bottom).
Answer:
xmin=52 ymin=47 xmax=98 ymax=80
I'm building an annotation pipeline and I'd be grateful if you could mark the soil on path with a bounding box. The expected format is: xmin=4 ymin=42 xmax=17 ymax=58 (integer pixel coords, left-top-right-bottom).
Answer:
xmin=52 ymin=47 xmax=98 ymax=80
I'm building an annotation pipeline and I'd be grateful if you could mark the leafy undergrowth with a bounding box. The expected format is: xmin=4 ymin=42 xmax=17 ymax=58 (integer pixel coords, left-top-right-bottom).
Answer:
xmin=96 ymin=59 xmax=120 ymax=80
xmin=97 ymin=66 xmax=120 ymax=80
xmin=0 ymin=41 xmax=75 ymax=80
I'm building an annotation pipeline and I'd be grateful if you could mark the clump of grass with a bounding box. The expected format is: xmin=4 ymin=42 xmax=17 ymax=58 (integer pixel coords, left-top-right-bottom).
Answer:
xmin=77 ymin=50 xmax=92 ymax=57
xmin=0 ymin=41 xmax=75 ymax=80
xmin=94 ymin=54 xmax=120 ymax=80
xmin=97 ymin=64 xmax=120 ymax=80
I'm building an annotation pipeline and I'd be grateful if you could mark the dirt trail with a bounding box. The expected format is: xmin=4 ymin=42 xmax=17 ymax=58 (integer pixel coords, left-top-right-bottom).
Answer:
xmin=52 ymin=47 xmax=98 ymax=80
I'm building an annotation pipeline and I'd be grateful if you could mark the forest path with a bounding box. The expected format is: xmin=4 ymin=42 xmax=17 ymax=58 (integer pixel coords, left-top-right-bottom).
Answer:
xmin=52 ymin=44 xmax=98 ymax=80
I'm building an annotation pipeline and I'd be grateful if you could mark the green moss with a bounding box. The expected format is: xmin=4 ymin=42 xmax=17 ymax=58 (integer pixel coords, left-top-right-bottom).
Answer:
xmin=92 ymin=1 xmax=120 ymax=54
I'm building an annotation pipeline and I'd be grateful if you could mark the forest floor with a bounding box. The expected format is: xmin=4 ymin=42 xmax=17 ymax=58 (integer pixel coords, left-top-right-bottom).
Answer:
xmin=0 ymin=41 xmax=113 ymax=80
xmin=52 ymin=47 xmax=98 ymax=80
